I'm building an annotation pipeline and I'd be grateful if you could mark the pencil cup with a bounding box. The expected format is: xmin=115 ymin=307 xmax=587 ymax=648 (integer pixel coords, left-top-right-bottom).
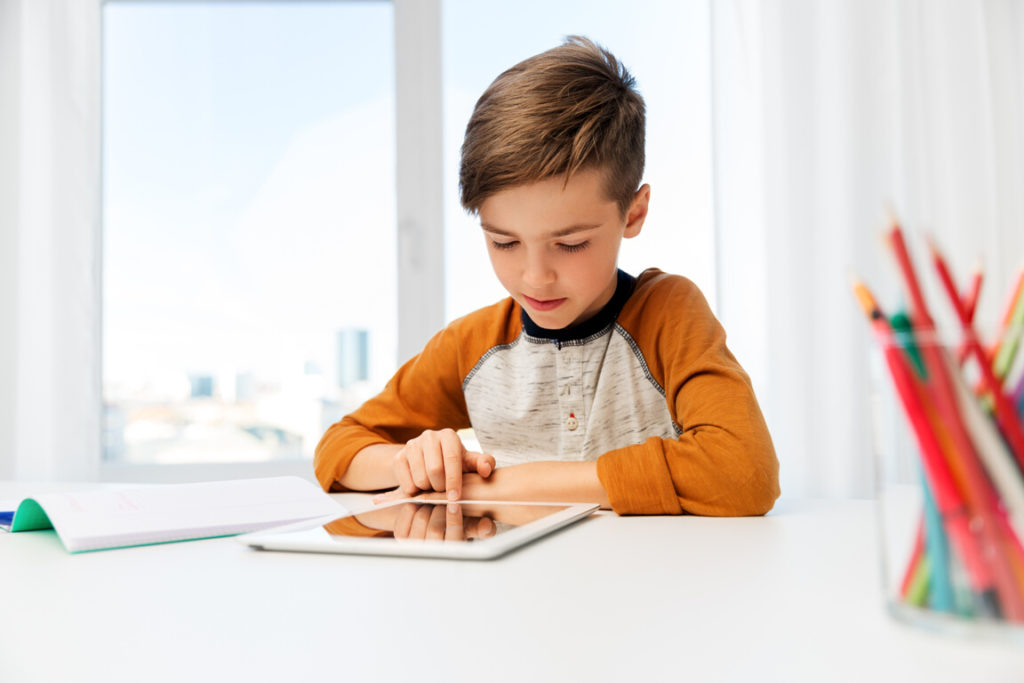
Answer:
xmin=870 ymin=329 xmax=1024 ymax=641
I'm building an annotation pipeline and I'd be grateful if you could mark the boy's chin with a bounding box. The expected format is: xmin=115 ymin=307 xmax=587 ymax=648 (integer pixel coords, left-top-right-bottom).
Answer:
xmin=526 ymin=309 xmax=578 ymax=330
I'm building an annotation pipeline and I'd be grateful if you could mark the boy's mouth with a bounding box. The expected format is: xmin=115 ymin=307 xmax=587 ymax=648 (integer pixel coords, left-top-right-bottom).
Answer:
xmin=523 ymin=295 xmax=567 ymax=312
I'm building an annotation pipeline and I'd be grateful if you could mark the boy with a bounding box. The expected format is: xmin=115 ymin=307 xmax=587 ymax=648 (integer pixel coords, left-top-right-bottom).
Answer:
xmin=314 ymin=36 xmax=779 ymax=517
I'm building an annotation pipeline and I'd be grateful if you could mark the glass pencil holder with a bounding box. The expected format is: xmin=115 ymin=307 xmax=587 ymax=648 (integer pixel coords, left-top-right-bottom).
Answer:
xmin=869 ymin=327 xmax=1024 ymax=642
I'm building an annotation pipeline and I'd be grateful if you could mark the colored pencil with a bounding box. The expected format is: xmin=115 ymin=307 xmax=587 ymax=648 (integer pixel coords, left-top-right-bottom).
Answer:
xmin=944 ymin=342 xmax=1024 ymax=605
xmin=1001 ymin=268 xmax=1024 ymax=329
xmin=907 ymin=555 xmax=932 ymax=607
xmin=944 ymin=346 xmax=1024 ymax=544
xmin=929 ymin=239 xmax=1024 ymax=468
xmin=903 ymin=352 xmax=1023 ymax=619
xmin=993 ymin=269 xmax=1024 ymax=380
xmin=906 ymin=242 xmax=1024 ymax=620
xmin=879 ymin=228 xmax=1024 ymax=620
xmin=853 ymin=281 xmax=998 ymax=605
xmin=957 ymin=264 xmax=982 ymax=365
xmin=886 ymin=226 xmax=932 ymax=327
xmin=1002 ymin=327 xmax=1024 ymax=416
xmin=900 ymin=516 xmax=927 ymax=599
xmin=922 ymin=469 xmax=955 ymax=612
xmin=857 ymin=219 xmax=1024 ymax=624
xmin=1015 ymin=372 xmax=1024 ymax=417
xmin=963 ymin=264 xmax=983 ymax=324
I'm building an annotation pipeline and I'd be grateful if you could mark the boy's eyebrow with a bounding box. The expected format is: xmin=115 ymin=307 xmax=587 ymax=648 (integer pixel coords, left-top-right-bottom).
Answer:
xmin=480 ymin=222 xmax=602 ymax=238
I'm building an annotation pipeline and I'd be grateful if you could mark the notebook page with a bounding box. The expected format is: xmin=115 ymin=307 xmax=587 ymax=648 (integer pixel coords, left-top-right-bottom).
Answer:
xmin=20 ymin=476 xmax=345 ymax=552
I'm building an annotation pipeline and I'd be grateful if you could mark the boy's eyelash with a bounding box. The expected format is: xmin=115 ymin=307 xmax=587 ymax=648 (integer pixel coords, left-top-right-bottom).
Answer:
xmin=489 ymin=240 xmax=589 ymax=252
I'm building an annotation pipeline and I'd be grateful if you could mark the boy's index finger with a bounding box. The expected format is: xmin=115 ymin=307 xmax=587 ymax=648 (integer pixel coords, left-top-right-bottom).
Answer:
xmin=441 ymin=433 xmax=464 ymax=501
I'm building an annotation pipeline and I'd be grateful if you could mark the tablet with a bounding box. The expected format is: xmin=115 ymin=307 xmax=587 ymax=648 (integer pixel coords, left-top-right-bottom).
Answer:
xmin=238 ymin=499 xmax=599 ymax=560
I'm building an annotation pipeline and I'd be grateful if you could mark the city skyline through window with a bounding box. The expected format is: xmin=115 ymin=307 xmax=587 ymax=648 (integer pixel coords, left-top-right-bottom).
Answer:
xmin=102 ymin=1 xmax=396 ymax=464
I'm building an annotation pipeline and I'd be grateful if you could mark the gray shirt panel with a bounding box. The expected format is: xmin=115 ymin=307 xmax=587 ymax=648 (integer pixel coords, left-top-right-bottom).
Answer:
xmin=463 ymin=324 xmax=678 ymax=467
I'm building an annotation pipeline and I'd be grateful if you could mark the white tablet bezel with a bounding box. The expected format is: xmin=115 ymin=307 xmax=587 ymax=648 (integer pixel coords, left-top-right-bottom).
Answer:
xmin=237 ymin=499 xmax=599 ymax=560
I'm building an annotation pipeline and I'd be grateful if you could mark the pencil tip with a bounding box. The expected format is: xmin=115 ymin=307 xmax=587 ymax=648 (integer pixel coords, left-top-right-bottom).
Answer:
xmin=882 ymin=202 xmax=900 ymax=228
xmin=852 ymin=279 xmax=880 ymax=318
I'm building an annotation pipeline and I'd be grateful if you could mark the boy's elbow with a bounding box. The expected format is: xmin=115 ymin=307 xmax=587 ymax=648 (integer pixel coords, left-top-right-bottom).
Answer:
xmin=727 ymin=459 xmax=781 ymax=516
xmin=736 ymin=481 xmax=780 ymax=516
xmin=692 ymin=449 xmax=780 ymax=517
xmin=698 ymin=479 xmax=778 ymax=517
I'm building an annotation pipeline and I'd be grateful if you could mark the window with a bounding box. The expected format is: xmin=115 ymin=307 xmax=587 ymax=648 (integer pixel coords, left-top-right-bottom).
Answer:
xmin=102 ymin=1 xmax=396 ymax=466
xmin=100 ymin=0 xmax=713 ymax=475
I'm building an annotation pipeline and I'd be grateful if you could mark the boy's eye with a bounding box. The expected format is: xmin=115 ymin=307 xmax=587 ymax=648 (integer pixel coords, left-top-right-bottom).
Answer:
xmin=559 ymin=241 xmax=589 ymax=253
xmin=491 ymin=240 xmax=518 ymax=251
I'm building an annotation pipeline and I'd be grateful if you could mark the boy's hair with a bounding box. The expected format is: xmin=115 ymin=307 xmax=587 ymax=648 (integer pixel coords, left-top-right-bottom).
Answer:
xmin=459 ymin=36 xmax=645 ymax=217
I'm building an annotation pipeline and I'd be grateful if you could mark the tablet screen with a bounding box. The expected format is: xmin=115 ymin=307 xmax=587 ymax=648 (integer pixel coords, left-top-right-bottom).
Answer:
xmin=323 ymin=501 xmax=572 ymax=543
xmin=242 ymin=499 xmax=599 ymax=559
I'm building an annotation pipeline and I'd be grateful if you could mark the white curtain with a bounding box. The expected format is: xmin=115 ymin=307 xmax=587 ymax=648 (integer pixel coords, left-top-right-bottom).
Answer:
xmin=0 ymin=0 xmax=102 ymax=481
xmin=712 ymin=0 xmax=1024 ymax=498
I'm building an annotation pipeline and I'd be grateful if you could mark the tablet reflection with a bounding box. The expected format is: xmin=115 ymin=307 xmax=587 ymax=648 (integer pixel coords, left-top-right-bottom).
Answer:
xmin=324 ymin=501 xmax=566 ymax=542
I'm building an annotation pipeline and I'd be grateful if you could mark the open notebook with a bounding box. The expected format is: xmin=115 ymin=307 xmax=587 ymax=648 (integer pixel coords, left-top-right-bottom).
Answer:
xmin=1 ymin=476 xmax=345 ymax=553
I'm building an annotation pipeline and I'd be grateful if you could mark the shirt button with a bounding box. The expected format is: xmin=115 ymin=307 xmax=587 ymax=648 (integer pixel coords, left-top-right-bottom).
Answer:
xmin=566 ymin=415 xmax=579 ymax=431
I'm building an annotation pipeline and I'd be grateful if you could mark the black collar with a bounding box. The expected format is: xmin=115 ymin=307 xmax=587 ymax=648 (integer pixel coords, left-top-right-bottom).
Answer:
xmin=520 ymin=269 xmax=636 ymax=343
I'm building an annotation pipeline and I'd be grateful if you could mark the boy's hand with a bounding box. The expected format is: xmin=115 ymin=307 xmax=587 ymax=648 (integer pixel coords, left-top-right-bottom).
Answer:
xmin=373 ymin=428 xmax=495 ymax=504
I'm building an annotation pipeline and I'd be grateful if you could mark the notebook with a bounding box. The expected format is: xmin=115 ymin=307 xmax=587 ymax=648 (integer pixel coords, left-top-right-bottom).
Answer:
xmin=1 ymin=476 xmax=345 ymax=553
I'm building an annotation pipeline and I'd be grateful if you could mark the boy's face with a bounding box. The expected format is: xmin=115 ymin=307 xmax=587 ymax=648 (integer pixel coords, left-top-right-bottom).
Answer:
xmin=478 ymin=168 xmax=650 ymax=330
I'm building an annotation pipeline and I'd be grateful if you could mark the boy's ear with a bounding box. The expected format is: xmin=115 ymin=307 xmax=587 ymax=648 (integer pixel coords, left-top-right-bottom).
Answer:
xmin=624 ymin=184 xmax=651 ymax=238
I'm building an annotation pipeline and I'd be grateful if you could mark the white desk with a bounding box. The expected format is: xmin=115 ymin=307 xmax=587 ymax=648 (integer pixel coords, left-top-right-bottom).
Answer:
xmin=1 ymin=484 xmax=1022 ymax=683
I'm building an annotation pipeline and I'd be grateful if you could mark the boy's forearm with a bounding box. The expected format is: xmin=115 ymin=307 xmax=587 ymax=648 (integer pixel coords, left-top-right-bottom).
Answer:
xmin=338 ymin=443 xmax=403 ymax=491
xmin=463 ymin=460 xmax=611 ymax=508
xmin=344 ymin=445 xmax=612 ymax=506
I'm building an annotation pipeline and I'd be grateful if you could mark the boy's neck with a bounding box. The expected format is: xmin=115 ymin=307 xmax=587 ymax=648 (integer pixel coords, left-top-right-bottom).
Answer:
xmin=520 ymin=269 xmax=636 ymax=342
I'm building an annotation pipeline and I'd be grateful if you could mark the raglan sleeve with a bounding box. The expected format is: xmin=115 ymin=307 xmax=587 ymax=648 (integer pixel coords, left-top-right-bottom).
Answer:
xmin=313 ymin=324 xmax=472 ymax=492
xmin=595 ymin=278 xmax=780 ymax=516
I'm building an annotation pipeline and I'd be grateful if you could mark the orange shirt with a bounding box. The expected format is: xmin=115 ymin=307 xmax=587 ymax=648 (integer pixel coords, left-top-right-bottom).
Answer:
xmin=315 ymin=269 xmax=779 ymax=516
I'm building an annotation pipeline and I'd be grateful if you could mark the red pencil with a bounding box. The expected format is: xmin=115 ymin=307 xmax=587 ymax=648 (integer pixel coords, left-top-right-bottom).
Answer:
xmin=886 ymin=226 xmax=932 ymax=327
xmin=957 ymin=265 xmax=982 ymax=365
xmin=964 ymin=264 xmax=983 ymax=324
xmin=929 ymin=239 xmax=1024 ymax=469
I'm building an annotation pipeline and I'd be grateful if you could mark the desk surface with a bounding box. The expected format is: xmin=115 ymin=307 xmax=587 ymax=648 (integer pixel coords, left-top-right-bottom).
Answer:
xmin=1 ymin=483 xmax=1023 ymax=683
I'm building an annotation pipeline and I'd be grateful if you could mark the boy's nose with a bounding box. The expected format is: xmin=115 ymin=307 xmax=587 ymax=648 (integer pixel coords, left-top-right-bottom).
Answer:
xmin=522 ymin=255 xmax=556 ymax=289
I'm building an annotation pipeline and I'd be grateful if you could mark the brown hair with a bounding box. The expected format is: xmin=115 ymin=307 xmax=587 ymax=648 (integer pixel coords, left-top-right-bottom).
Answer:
xmin=459 ymin=36 xmax=645 ymax=216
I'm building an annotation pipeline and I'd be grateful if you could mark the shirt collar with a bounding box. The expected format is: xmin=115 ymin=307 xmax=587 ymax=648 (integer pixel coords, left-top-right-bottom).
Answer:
xmin=520 ymin=269 xmax=636 ymax=343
